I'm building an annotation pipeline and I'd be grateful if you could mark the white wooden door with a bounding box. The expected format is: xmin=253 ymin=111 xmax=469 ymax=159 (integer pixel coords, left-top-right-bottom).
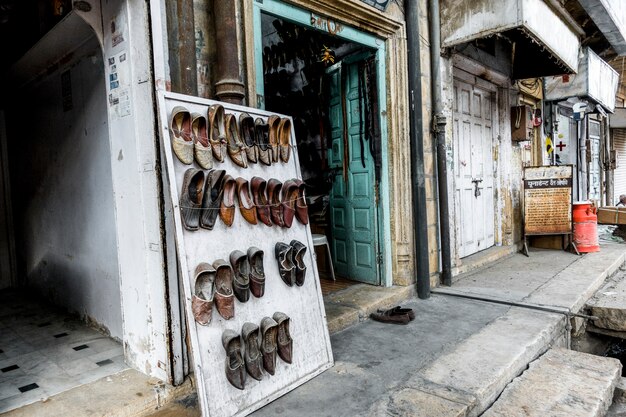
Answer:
xmin=588 ymin=120 xmax=601 ymax=201
xmin=453 ymin=78 xmax=496 ymax=258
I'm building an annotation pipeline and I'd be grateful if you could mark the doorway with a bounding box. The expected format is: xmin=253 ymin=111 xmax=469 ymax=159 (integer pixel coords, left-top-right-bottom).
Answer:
xmin=453 ymin=75 xmax=497 ymax=258
xmin=255 ymin=3 xmax=386 ymax=287
xmin=0 ymin=33 xmax=126 ymax=412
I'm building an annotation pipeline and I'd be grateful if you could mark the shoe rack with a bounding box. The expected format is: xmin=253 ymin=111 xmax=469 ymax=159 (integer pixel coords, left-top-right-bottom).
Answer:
xmin=157 ymin=91 xmax=334 ymax=417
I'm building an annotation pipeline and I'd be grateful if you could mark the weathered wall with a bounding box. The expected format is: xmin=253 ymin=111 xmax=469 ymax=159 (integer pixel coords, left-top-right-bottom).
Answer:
xmin=6 ymin=37 xmax=122 ymax=338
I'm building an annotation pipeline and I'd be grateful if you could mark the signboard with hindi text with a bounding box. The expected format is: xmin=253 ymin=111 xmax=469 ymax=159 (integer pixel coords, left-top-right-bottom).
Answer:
xmin=523 ymin=165 xmax=573 ymax=236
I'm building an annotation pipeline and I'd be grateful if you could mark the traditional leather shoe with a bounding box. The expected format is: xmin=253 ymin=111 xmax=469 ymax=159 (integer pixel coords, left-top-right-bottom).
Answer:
xmin=255 ymin=118 xmax=272 ymax=166
xmin=267 ymin=178 xmax=284 ymax=227
xmin=229 ymin=250 xmax=250 ymax=303
xmin=220 ymin=175 xmax=236 ymax=227
xmin=251 ymin=177 xmax=271 ymax=227
xmin=239 ymin=113 xmax=258 ymax=164
xmin=273 ymin=312 xmax=293 ymax=364
xmin=290 ymin=240 xmax=307 ymax=287
xmin=236 ymin=177 xmax=258 ymax=225
xmin=370 ymin=311 xmax=410 ymax=325
xmin=200 ymin=169 xmax=226 ymax=230
xmin=275 ymin=242 xmax=295 ymax=286
xmin=222 ymin=330 xmax=246 ymax=390
xmin=260 ymin=317 xmax=278 ymax=375
xmin=281 ymin=179 xmax=299 ymax=228
xmin=208 ymin=104 xmax=227 ymax=162
xmin=170 ymin=106 xmax=194 ymax=164
xmin=247 ymin=246 xmax=265 ymax=298
xmin=179 ymin=168 xmax=205 ymax=231
xmin=294 ymin=179 xmax=309 ymax=225
xmin=242 ymin=322 xmax=263 ymax=381
xmin=191 ymin=113 xmax=212 ymax=169
xmin=213 ymin=259 xmax=235 ymax=320
xmin=268 ymin=115 xmax=281 ymax=163
xmin=377 ymin=306 xmax=416 ymax=321
xmin=225 ymin=113 xmax=248 ymax=168
xmin=192 ymin=262 xmax=215 ymax=325
xmin=278 ymin=118 xmax=292 ymax=163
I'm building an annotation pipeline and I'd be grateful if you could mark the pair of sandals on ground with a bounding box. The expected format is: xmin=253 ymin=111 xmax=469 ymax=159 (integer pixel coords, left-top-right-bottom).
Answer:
xmin=370 ymin=306 xmax=415 ymax=325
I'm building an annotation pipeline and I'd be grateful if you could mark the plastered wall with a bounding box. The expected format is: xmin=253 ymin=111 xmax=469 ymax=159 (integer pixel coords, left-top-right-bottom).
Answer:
xmin=6 ymin=37 xmax=122 ymax=338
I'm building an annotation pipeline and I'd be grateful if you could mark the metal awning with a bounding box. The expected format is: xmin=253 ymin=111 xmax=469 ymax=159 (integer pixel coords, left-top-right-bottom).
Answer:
xmin=441 ymin=0 xmax=580 ymax=79
xmin=545 ymin=47 xmax=619 ymax=113
xmin=577 ymin=0 xmax=626 ymax=56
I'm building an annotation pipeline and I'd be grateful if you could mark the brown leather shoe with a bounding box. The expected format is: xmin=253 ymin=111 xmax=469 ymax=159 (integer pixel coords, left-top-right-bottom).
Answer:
xmin=281 ymin=179 xmax=299 ymax=228
xmin=239 ymin=113 xmax=258 ymax=164
xmin=179 ymin=168 xmax=205 ymax=231
xmin=377 ymin=306 xmax=416 ymax=321
xmin=278 ymin=118 xmax=292 ymax=163
xmin=230 ymin=250 xmax=250 ymax=303
xmin=222 ymin=330 xmax=246 ymax=389
xmin=268 ymin=115 xmax=281 ymax=163
xmin=220 ymin=175 xmax=236 ymax=227
xmin=242 ymin=322 xmax=263 ymax=381
xmin=191 ymin=262 xmax=215 ymax=325
xmin=274 ymin=242 xmax=295 ymax=287
xmin=251 ymin=177 xmax=271 ymax=227
xmin=191 ymin=113 xmax=212 ymax=169
xmin=200 ymin=169 xmax=226 ymax=230
xmin=225 ymin=113 xmax=248 ymax=168
xmin=170 ymin=106 xmax=194 ymax=164
xmin=290 ymin=240 xmax=307 ymax=287
xmin=213 ymin=259 xmax=235 ymax=320
xmin=255 ymin=118 xmax=271 ymax=166
xmin=273 ymin=312 xmax=293 ymax=364
xmin=248 ymin=246 xmax=265 ymax=298
xmin=294 ymin=179 xmax=309 ymax=225
xmin=236 ymin=177 xmax=258 ymax=225
xmin=208 ymin=104 xmax=227 ymax=163
xmin=267 ymin=178 xmax=284 ymax=227
xmin=260 ymin=317 xmax=278 ymax=375
xmin=370 ymin=311 xmax=410 ymax=325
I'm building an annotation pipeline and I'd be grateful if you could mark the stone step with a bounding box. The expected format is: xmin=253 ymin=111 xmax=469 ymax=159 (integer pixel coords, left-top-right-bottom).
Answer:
xmin=483 ymin=348 xmax=622 ymax=417
xmin=588 ymin=270 xmax=626 ymax=332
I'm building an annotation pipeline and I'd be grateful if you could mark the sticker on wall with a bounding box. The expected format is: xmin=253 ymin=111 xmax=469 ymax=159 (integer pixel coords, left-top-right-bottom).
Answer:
xmin=107 ymin=51 xmax=131 ymax=119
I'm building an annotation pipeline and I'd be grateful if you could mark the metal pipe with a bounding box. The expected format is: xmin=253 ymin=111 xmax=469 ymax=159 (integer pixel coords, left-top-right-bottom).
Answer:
xmin=431 ymin=288 xmax=599 ymax=320
xmin=429 ymin=0 xmax=452 ymax=286
xmin=213 ymin=0 xmax=245 ymax=104
xmin=406 ymin=0 xmax=430 ymax=299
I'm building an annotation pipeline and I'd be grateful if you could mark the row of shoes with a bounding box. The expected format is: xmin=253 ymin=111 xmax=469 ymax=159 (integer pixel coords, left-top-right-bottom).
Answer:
xmin=275 ymin=241 xmax=307 ymax=287
xmin=192 ymin=247 xmax=265 ymax=325
xmin=222 ymin=312 xmax=292 ymax=390
xmin=180 ymin=168 xmax=309 ymax=231
xmin=169 ymin=104 xmax=292 ymax=169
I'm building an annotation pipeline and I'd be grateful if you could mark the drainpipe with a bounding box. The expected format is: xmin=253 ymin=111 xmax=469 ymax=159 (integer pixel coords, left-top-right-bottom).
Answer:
xmin=429 ymin=0 xmax=453 ymax=286
xmin=213 ymin=0 xmax=245 ymax=104
xmin=406 ymin=0 xmax=430 ymax=299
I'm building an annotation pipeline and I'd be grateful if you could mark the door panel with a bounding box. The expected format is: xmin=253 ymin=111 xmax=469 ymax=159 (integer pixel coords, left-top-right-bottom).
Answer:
xmin=453 ymin=78 xmax=496 ymax=258
xmin=327 ymin=62 xmax=379 ymax=284
xmin=589 ymin=120 xmax=601 ymax=201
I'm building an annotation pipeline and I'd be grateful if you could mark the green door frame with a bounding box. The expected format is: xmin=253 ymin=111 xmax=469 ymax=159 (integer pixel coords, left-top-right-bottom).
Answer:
xmin=252 ymin=0 xmax=393 ymax=287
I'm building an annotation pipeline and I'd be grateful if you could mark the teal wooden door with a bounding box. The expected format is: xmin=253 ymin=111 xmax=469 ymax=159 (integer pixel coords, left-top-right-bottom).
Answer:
xmin=327 ymin=62 xmax=380 ymax=285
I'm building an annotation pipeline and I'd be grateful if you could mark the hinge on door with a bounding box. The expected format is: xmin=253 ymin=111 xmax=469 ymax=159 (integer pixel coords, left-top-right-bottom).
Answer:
xmin=376 ymin=252 xmax=383 ymax=265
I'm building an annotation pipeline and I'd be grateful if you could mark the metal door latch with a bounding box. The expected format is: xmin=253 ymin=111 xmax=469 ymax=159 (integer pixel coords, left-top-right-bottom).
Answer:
xmin=472 ymin=178 xmax=483 ymax=198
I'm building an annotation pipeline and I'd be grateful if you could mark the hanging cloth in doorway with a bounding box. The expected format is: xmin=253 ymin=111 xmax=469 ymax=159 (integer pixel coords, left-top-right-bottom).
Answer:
xmin=340 ymin=69 xmax=350 ymax=184
xmin=358 ymin=57 xmax=382 ymax=179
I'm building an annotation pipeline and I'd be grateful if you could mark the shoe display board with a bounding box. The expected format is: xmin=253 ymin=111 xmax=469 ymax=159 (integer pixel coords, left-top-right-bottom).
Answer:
xmin=157 ymin=91 xmax=334 ymax=417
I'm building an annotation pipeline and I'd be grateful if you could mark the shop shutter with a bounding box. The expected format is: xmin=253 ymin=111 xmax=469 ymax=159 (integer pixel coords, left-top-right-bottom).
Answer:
xmin=613 ymin=128 xmax=626 ymax=204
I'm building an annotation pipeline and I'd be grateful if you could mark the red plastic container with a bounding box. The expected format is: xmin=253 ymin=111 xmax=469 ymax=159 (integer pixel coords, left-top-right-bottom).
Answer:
xmin=573 ymin=202 xmax=600 ymax=253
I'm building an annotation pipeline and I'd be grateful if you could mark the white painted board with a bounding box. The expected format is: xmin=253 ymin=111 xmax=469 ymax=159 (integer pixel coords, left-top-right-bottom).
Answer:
xmin=157 ymin=91 xmax=334 ymax=417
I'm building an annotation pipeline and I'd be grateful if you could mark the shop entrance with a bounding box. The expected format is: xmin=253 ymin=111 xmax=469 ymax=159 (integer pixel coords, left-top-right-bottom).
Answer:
xmin=256 ymin=7 xmax=384 ymax=287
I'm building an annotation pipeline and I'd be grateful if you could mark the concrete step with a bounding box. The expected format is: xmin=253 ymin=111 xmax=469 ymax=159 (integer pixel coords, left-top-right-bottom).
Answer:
xmin=588 ymin=270 xmax=626 ymax=331
xmin=483 ymin=348 xmax=622 ymax=417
